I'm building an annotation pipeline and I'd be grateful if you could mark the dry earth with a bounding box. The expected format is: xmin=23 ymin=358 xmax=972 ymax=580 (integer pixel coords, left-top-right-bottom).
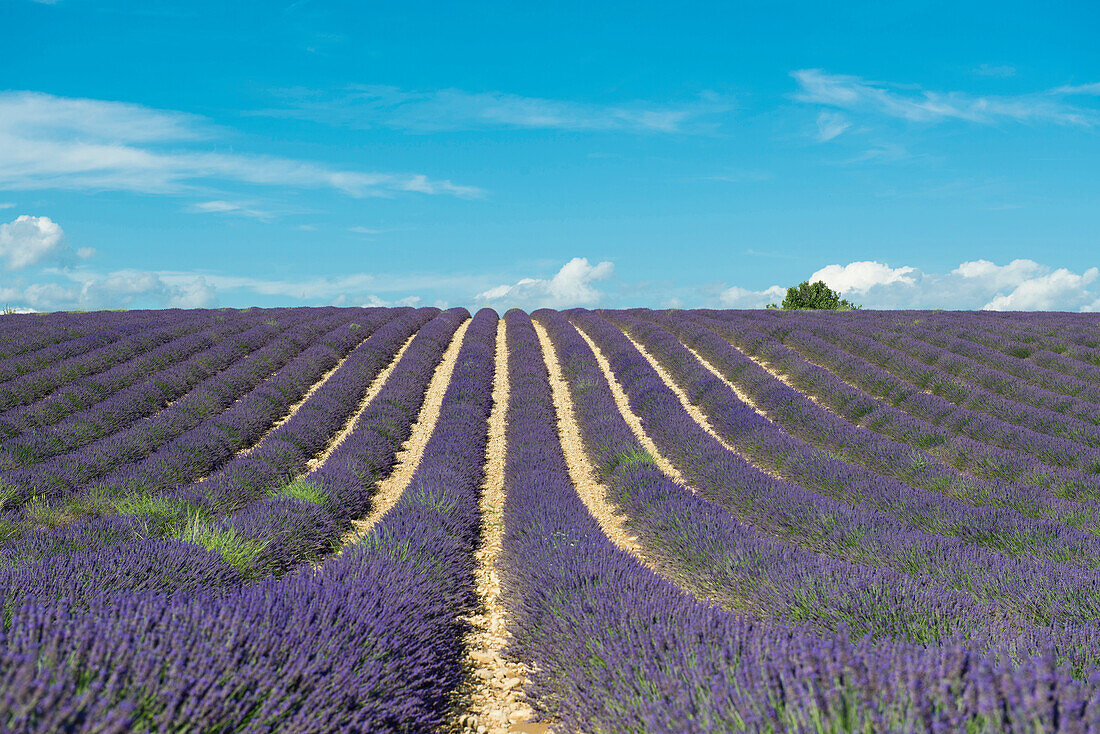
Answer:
xmin=457 ymin=319 xmax=546 ymax=734
xmin=532 ymin=319 xmax=647 ymax=562
xmin=570 ymin=321 xmax=687 ymax=485
xmin=341 ymin=319 xmax=471 ymax=542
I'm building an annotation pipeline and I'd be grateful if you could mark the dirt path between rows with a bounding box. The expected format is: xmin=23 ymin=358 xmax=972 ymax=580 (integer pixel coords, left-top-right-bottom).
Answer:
xmin=222 ymin=330 xmax=378 ymax=469
xmin=458 ymin=320 xmax=546 ymax=734
xmin=679 ymin=344 xmax=776 ymax=423
xmin=570 ymin=323 xmax=687 ymax=486
xmin=341 ymin=319 xmax=471 ymax=543
xmin=742 ymin=349 xmax=840 ymax=412
xmin=617 ymin=330 xmax=789 ymax=484
xmin=532 ymin=319 xmax=647 ymax=563
xmin=306 ymin=333 xmax=418 ymax=473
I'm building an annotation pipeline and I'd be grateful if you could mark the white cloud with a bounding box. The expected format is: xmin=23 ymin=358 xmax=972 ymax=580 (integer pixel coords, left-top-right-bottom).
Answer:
xmin=263 ymin=86 xmax=731 ymax=134
xmin=476 ymin=257 xmax=615 ymax=308
xmin=360 ymin=294 xmax=421 ymax=307
xmin=792 ymin=69 xmax=1097 ymax=127
xmin=190 ymin=200 xmax=278 ymax=220
xmin=953 ymin=260 xmax=1100 ymax=311
xmin=0 ymin=203 xmax=15 ymax=209
xmin=0 ymin=91 xmax=481 ymax=198
xmin=810 ymin=261 xmax=918 ymax=294
xmin=0 ymin=215 xmax=65 ymax=269
xmin=719 ymin=284 xmax=785 ymax=308
xmin=349 ymin=226 xmax=385 ymax=235
xmin=762 ymin=258 xmax=1100 ymax=311
xmin=8 ymin=268 xmax=217 ymax=311
xmin=951 ymin=258 xmax=1045 ymax=290
xmin=1053 ymin=83 xmax=1100 ymax=96
xmin=76 ymin=247 xmax=96 ymax=259
xmin=815 ymin=110 xmax=851 ymax=141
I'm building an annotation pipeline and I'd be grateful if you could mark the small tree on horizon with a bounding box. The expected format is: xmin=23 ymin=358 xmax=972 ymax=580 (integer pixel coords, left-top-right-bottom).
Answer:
xmin=767 ymin=280 xmax=860 ymax=310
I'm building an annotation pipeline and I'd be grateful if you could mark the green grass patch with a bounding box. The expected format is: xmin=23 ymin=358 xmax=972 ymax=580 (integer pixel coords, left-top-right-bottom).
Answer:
xmin=178 ymin=513 xmax=268 ymax=572
xmin=269 ymin=478 xmax=327 ymax=504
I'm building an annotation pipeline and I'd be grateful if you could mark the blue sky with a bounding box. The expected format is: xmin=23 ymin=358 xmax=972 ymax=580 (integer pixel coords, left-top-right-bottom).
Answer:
xmin=1 ymin=0 xmax=1098 ymax=311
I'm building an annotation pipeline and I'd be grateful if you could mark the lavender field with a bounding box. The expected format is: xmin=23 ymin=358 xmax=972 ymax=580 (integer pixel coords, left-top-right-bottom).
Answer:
xmin=5 ymin=306 xmax=1100 ymax=732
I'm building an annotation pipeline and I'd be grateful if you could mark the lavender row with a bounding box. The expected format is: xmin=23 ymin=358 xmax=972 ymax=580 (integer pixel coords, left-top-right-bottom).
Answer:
xmin=0 ymin=312 xmax=316 ymax=466
xmin=0 ymin=308 xmax=457 ymax=583
xmin=0 ymin=308 xmax=434 ymax=571
xmin=710 ymin=313 xmax=1100 ymax=498
xmin=0 ymin=398 xmax=487 ymax=734
xmin=793 ymin=317 xmax=1100 ymax=458
xmin=499 ymin=310 xmax=1100 ymax=732
xmin=0 ymin=312 xmax=224 ymax=411
xmin=0 ymin=310 xmax=163 ymax=376
xmin=0 ymin=311 xmax=389 ymax=553
xmin=0 ymin=311 xmax=119 ymax=361
xmin=862 ymin=325 xmax=1100 ymax=440
xmin=796 ymin=320 xmax=1100 ymax=471
xmin=570 ymin=311 xmax=1100 ymax=631
xmin=186 ymin=307 xmax=469 ymax=579
xmin=534 ymin=310 xmax=1050 ymax=650
xmin=642 ymin=311 xmax=1100 ymax=535
xmin=81 ymin=309 xmax=404 ymax=496
xmin=292 ymin=306 xmax=497 ymax=727
xmin=910 ymin=320 xmax=1100 ymax=391
xmin=168 ymin=306 xmax=436 ymax=518
xmin=0 ymin=309 xmax=278 ymax=436
xmin=0 ymin=311 xmax=354 ymax=505
xmin=879 ymin=319 xmax=1100 ymax=406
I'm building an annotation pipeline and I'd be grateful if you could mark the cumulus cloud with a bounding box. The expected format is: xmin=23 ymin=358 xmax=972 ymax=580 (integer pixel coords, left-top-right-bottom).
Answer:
xmin=784 ymin=258 xmax=1100 ymax=311
xmin=0 ymin=91 xmax=481 ymax=198
xmin=0 ymin=215 xmax=65 ymax=269
xmin=476 ymin=257 xmax=615 ymax=308
xmin=809 ymin=260 xmax=918 ymax=294
xmin=963 ymin=261 xmax=1099 ymax=311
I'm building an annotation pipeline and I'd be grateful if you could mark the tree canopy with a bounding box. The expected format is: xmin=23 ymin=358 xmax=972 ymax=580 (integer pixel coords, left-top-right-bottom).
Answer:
xmin=767 ymin=280 xmax=860 ymax=310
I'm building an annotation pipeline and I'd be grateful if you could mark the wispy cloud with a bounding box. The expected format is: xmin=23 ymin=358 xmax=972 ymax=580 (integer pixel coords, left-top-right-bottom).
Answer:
xmin=0 ymin=91 xmax=482 ymax=198
xmin=792 ymin=69 xmax=1098 ymax=127
xmin=262 ymin=85 xmax=731 ymax=134
xmin=189 ymin=200 xmax=280 ymax=220
xmin=815 ymin=110 xmax=851 ymax=141
xmin=1052 ymin=82 xmax=1100 ymax=96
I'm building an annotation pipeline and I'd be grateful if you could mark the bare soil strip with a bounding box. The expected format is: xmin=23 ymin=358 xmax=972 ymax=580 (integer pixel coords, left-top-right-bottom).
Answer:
xmin=341 ymin=319 xmax=471 ymax=543
xmin=302 ymin=334 xmax=417 ymax=472
xmin=532 ymin=319 xmax=647 ymax=563
xmin=222 ymin=333 xmax=386 ymax=468
xmin=617 ymin=330 xmax=788 ymax=483
xmin=571 ymin=324 xmax=687 ymax=486
xmin=458 ymin=320 xmax=543 ymax=734
xmin=739 ymin=347 xmax=845 ymax=414
xmin=680 ymin=343 xmax=776 ymax=423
